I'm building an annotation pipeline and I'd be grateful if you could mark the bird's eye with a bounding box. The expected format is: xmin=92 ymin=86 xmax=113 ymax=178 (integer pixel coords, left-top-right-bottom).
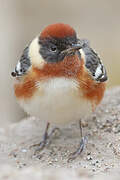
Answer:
xmin=50 ymin=46 xmax=57 ymax=52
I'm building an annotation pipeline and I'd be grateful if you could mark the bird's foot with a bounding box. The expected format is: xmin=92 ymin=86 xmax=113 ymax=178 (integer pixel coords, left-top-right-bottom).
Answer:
xmin=68 ymin=136 xmax=88 ymax=162
xmin=30 ymin=127 xmax=60 ymax=154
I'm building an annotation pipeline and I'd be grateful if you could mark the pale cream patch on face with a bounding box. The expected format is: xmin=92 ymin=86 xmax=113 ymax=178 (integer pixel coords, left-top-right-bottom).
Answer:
xmin=29 ymin=37 xmax=45 ymax=69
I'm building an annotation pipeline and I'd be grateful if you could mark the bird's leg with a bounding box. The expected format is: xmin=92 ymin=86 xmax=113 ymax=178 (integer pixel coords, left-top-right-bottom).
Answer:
xmin=68 ymin=120 xmax=88 ymax=161
xmin=30 ymin=122 xmax=60 ymax=153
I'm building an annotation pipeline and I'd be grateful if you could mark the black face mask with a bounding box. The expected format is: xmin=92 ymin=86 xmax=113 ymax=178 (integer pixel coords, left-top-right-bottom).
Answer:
xmin=39 ymin=35 xmax=78 ymax=63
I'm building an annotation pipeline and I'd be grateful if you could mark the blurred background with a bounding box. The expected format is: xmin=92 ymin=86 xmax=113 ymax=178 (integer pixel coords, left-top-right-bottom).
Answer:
xmin=0 ymin=0 xmax=120 ymax=126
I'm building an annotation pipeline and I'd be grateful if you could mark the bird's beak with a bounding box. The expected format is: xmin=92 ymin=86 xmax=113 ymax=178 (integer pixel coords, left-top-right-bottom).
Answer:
xmin=61 ymin=43 xmax=82 ymax=55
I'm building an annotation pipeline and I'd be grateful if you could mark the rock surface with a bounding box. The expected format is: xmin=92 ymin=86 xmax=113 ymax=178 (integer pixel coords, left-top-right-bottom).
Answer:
xmin=0 ymin=87 xmax=120 ymax=179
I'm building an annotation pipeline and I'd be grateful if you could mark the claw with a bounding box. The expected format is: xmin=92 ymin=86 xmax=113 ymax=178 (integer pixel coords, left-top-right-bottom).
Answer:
xmin=30 ymin=123 xmax=60 ymax=154
xmin=68 ymin=136 xmax=88 ymax=162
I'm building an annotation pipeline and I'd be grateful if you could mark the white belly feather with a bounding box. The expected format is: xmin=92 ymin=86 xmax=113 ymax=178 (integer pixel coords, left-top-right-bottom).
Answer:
xmin=18 ymin=78 xmax=92 ymax=124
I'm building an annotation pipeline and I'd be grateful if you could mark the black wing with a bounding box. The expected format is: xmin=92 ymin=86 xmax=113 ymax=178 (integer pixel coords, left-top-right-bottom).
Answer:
xmin=12 ymin=46 xmax=31 ymax=77
xmin=78 ymin=39 xmax=108 ymax=82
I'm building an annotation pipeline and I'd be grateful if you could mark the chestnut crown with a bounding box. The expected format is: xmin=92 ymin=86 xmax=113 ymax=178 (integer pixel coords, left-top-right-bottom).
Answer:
xmin=39 ymin=23 xmax=81 ymax=63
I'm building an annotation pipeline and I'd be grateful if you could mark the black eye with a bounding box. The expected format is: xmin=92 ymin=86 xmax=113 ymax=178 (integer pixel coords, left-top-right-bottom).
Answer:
xmin=50 ymin=46 xmax=57 ymax=52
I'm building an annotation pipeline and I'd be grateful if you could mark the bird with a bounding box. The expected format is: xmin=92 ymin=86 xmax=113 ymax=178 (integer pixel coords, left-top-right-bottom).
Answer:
xmin=11 ymin=23 xmax=108 ymax=160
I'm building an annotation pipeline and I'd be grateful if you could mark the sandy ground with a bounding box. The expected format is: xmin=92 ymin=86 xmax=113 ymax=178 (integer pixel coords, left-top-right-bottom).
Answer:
xmin=0 ymin=87 xmax=120 ymax=179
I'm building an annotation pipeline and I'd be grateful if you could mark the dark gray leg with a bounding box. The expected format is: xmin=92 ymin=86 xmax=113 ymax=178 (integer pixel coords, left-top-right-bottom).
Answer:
xmin=31 ymin=122 xmax=60 ymax=153
xmin=68 ymin=120 xmax=88 ymax=161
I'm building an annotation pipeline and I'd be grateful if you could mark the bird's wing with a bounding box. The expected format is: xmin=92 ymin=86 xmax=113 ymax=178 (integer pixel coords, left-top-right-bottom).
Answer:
xmin=78 ymin=39 xmax=108 ymax=82
xmin=13 ymin=46 xmax=31 ymax=77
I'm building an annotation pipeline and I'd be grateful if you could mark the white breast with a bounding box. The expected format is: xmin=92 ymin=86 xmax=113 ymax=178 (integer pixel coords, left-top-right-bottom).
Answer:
xmin=18 ymin=78 xmax=92 ymax=124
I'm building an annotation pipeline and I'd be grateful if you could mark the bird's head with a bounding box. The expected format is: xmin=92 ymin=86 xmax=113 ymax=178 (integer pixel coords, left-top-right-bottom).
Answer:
xmin=29 ymin=23 xmax=82 ymax=68
xmin=11 ymin=23 xmax=82 ymax=78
